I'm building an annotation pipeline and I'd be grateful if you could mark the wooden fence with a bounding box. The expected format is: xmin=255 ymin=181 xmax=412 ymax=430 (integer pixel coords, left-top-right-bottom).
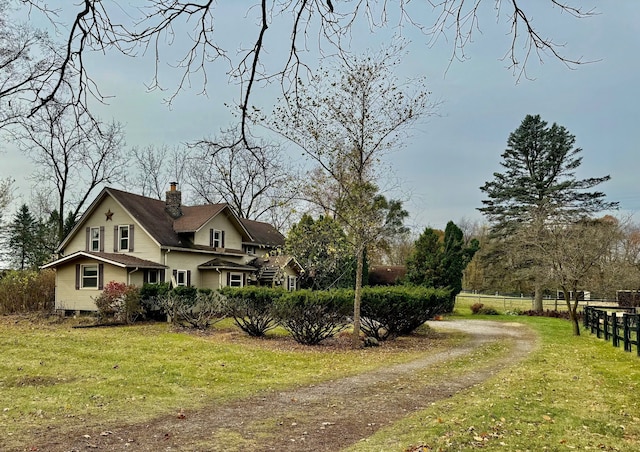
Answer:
xmin=583 ymin=306 xmax=640 ymax=356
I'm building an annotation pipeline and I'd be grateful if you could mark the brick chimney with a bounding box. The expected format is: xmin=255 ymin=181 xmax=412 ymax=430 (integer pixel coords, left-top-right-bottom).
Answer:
xmin=165 ymin=182 xmax=182 ymax=218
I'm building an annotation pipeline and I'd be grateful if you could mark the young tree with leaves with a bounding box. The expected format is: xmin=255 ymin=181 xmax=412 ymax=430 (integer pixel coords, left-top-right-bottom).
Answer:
xmin=479 ymin=114 xmax=617 ymax=326
xmin=285 ymin=214 xmax=355 ymax=290
xmin=270 ymin=51 xmax=427 ymax=347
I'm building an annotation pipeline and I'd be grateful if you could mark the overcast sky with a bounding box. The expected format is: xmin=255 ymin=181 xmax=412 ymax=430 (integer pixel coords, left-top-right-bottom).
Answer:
xmin=2 ymin=1 xmax=638 ymax=232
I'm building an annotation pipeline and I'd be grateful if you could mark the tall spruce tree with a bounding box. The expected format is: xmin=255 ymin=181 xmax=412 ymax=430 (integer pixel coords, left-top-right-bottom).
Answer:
xmin=479 ymin=114 xmax=617 ymax=312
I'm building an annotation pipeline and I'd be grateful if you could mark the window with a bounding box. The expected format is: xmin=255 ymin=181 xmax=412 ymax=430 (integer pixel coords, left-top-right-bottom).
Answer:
xmin=244 ymin=245 xmax=255 ymax=255
xmin=288 ymin=276 xmax=297 ymax=291
xmin=118 ymin=225 xmax=129 ymax=251
xmin=90 ymin=227 xmax=100 ymax=252
xmin=147 ymin=270 xmax=159 ymax=284
xmin=176 ymin=270 xmax=188 ymax=286
xmin=229 ymin=272 xmax=243 ymax=287
xmin=81 ymin=265 xmax=98 ymax=289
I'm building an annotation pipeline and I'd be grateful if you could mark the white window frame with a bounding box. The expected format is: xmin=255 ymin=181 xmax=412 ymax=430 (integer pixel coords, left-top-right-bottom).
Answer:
xmin=176 ymin=270 xmax=188 ymax=286
xmin=90 ymin=227 xmax=100 ymax=252
xmin=118 ymin=225 xmax=129 ymax=251
xmin=245 ymin=245 xmax=255 ymax=255
xmin=213 ymin=229 xmax=223 ymax=248
xmin=288 ymin=276 xmax=297 ymax=291
xmin=81 ymin=264 xmax=98 ymax=289
xmin=147 ymin=270 xmax=159 ymax=284
xmin=229 ymin=272 xmax=243 ymax=288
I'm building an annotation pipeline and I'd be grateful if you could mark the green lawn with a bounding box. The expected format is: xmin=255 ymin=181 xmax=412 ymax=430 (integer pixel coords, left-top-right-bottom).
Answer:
xmin=348 ymin=298 xmax=640 ymax=451
xmin=2 ymin=303 xmax=640 ymax=451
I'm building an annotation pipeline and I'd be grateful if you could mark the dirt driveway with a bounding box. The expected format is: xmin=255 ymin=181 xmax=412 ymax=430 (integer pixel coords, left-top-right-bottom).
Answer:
xmin=27 ymin=319 xmax=536 ymax=452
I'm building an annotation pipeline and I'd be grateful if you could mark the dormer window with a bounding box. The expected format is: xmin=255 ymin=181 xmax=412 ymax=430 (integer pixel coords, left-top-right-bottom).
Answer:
xmin=210 ymin=229 xmax=225 ymax=248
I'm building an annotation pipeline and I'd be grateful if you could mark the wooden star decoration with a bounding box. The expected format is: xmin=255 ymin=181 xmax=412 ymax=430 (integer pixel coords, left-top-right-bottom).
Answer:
xmin=105 ymin=209 xmax=114 ymax=221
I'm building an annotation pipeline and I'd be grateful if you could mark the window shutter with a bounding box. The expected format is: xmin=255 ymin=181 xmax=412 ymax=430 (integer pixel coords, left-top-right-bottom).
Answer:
xmin=172 ymin=269 xmax=177 ymax=287
xmin=226 ymin=272 xmax=230 ymax=286
xmin=113 ymin=226 xmax=118 ymax=251
xmin=98 ymin=264 xmax=104 ymax=290
xmin=186 ymin=270 xmax=191 ymax=287
xmin=209 ymin=229 xmax=214 ymax=247
xmin=242 ymin=273 xmax=246 ymax=287
xmin=159 ymin=269 xmax=165 ymax=282
xmin=75 ymin=264 xmax=80 ymax=290
xmin=99 ymin=226 xmax=105 ymax=252
xmin=129 ymin=225 xmax=134 ymax=251
xmin=143 ymin=270 xmax=149 ymax=284
xmin=221 ymin=231 xmax=225 ymax=248
xmin=85 ymin=227 xmax=90 ymax=251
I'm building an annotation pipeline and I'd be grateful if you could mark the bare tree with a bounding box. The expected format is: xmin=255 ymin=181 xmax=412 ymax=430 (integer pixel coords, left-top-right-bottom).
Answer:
xmin=130 ymin=144 xmax=189 ymax=200
xmin=187 ymin=130 xmax=299 ymax=229
xmin=5 ymin=1 xmax=596 ymax=145
xmin=270 ymin=51 xmax=431 ymax=347
xmin=12 ymin=101 xmax=127 ymax=242
xmin=0 ymin=1 xmax=62 ymax=130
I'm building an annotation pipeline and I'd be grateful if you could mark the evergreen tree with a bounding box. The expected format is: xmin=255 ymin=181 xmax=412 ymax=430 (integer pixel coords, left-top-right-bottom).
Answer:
xmin=479 ymin=114 xmax=617 ymax=315
xmin=8 ymin=204 xmax=38 ymax=269
xmin=405 ymin=221 xmax=478 ymax=299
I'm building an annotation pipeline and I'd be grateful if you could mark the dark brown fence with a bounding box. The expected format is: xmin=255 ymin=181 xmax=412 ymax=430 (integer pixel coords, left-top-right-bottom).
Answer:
xmin=583 ymin=306 xmax=640 ymax=356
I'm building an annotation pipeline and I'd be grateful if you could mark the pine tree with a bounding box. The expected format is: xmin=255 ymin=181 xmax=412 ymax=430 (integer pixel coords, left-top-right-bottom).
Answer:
xmin=8 ymin=204 xmax=38 ymax=270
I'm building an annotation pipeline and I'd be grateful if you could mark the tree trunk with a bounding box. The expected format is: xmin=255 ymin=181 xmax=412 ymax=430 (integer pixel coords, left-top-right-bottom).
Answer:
xmin=533 ymin=283 xmax=543 ymax=312
xmin=352 ymin=245 xmax=364 ymax=349
xmin=563 ymin=289 xmax=581 ymax=336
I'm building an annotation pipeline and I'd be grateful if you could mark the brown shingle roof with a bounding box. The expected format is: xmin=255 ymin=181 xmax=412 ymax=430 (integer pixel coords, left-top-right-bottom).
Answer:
xmin=42 ymin=251 xmax=167 ymax=269
xmin=173 ymin=204 xmax=227 ymax=233
xmin=107 ymin=188 xmax=183 ymax=247
xmin=240 ymin=218 xmax=285 ymax=247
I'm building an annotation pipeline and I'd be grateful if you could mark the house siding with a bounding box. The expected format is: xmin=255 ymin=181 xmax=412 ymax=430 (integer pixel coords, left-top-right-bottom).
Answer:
xmin=65 ymin=197 xmax=161 ymax=261
xmin=55 ymin=259 xmax=127 ymax=311
xmin=196 ymin=215 xmax=243 ymax=249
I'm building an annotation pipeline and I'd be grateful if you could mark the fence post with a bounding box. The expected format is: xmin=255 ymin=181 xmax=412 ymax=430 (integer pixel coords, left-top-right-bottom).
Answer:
xmin=604 ymin=311 xmax=610 ymax=341
xmin=584 ymin=306 xmax=590 ymax=329
xmin=636 ymin=314 xmax=640 ymax=357
xmin=612 ymin=312 xmax=619 ymax=348
xmin=624 ymin=314 xmax=631 ymax=352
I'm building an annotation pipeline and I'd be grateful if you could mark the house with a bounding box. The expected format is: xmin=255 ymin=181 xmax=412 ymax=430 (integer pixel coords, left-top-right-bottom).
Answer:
xmin=42 ymin=184 xmax=303 ymax=313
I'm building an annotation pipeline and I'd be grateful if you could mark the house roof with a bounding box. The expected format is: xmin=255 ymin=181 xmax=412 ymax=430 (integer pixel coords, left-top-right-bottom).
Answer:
xmin=173 ymin=204 xmax=229 ymax=233
xmin=58 ymin=187 xmax=278 ymax=253
xmin=42 ymin=251 xmax=168 ymax=269
xmin=256 ymin=255 xmax=304 ymax=273
xmin=240 ymin=218 xmax=285 ymax=247
xmin=368 ymin=265 xmax=406 ymax=286
xmin=198 ymin=258 xmax=256 ymax=271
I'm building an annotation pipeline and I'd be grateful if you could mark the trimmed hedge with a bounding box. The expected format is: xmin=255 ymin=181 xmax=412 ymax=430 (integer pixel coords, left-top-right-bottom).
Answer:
xmin=273 ymin=289 xmax=352 ymax=345
xmin=220 ymin=286 xmax=284 ymax=337
xmin=360 ymin=286 xmax=452 ymax=340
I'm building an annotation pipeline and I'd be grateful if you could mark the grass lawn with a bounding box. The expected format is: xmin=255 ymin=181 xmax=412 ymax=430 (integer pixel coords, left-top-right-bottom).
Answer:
xmin=348 ymin=296 xmax=640 ymax=451
xmin=0 ymin=315 xmax=449 ymax=447
xmin=2 ymin=298 xmax=640 ymax=451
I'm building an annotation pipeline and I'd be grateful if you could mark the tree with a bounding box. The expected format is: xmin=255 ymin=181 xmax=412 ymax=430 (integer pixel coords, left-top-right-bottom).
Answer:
xmin=4 ymin=1 xmax=595 ymax=146
xmin=130 ymin=144 xmax=189 ymax=201
xmin=270 ymin=52 xmax=425 ymax=347
xmin=187 ymin=130 xmax=298 ymax=230
xmin=12 ymin=102 xmax=127 ymax=243
xmin=479 ymin=114 xmax=618 ymax=311
xmin=6 ymin=204 xmax=53 ymax=269
xmin=0 ymin=1 xmax=60 ymax=131
xmin=540 ymin=217 xmax=622 ymax=335
xmin=405 ymin=221 xmax=478 ymax=300
xmin=285 ymin=214 xmax=354 ymax=290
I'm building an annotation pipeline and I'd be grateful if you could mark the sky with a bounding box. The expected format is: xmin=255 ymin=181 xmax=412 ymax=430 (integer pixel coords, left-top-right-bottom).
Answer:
xmin=2 ymin=1 xmax=639 ymax=233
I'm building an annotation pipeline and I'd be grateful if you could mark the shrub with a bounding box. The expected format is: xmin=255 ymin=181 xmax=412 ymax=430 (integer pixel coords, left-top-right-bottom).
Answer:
xmin=0 ymin=269 xmax=55 ymax=314
xmin=160 ymin=289 xmax=226 ymax=329
xmin=273 ymin=289 xmax=352 ymax=345
xmin=139 ymin=282 xmax=170 ymax=319
xmin=360 ymin=286 xmax=452 ymax=340
xmin=94 ymin=281 xmax=142 ymax=324
xmin=220 ymin=286 xmax=283 ymax=337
